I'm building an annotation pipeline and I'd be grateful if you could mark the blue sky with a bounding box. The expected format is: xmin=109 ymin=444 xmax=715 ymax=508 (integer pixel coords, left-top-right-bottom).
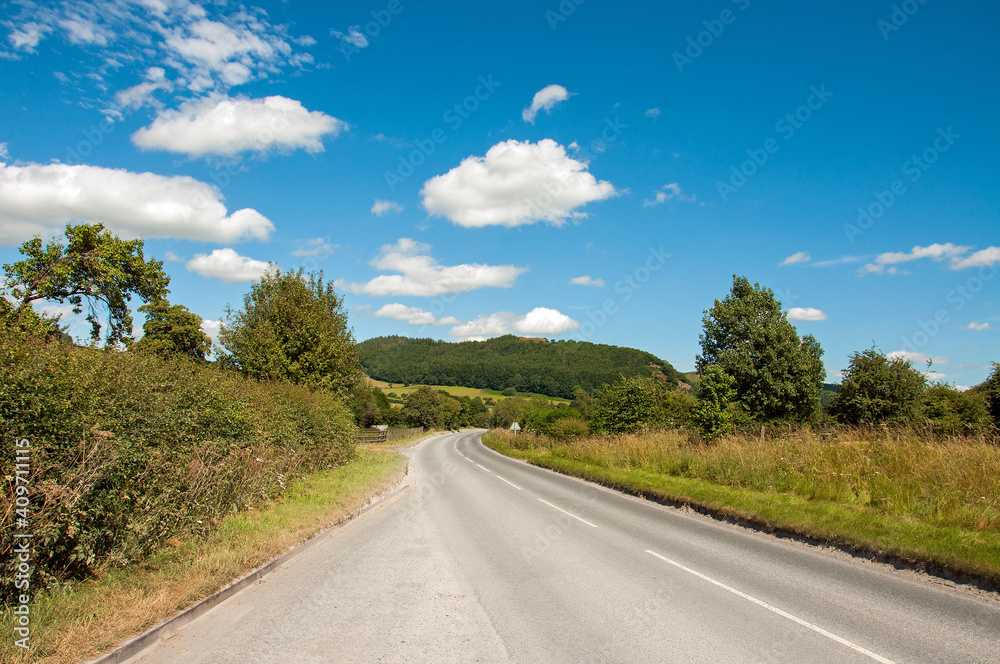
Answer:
xmin=1 ymin=0 xmax=997 ymax=388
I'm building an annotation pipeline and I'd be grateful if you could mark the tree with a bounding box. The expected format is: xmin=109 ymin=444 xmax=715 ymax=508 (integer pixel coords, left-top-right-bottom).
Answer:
xmin=984 ymin=363 xmax=1000 ymax=428
xmin=831 ymin=349 xmax=926 ymax=425
xmin=696 ymin=275 xmax=825 ymax=422
xmin=594 ymin=377 xmax=661 ymax=434
xmin=921 ymin=383 xmax=990 ymax=435
xmin=218 ymin=269 xmax=363 ymax=399
xmin=401 ymin=386 xmax=446 ymax=429
xmin=691 ymin=365 xmax=736 ymax=439
xmin=132 ymin=298 xmax=212 ymax=360
xmin=2 ymin=223 xmax=169 ymax=344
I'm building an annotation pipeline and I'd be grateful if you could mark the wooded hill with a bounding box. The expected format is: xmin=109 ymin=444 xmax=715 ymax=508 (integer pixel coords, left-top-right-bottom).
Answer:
xmin=358 ymin=335 xmax=686 ymax=399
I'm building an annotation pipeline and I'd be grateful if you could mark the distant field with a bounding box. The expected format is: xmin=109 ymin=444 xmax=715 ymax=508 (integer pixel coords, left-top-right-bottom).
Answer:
xmin=366 ymin=378 xmax=571 ymax=404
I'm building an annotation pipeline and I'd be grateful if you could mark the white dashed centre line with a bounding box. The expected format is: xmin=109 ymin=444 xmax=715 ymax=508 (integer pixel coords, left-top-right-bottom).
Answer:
xmin=537 ymin=498 xmax=598 ymax=528
xmin=644 ymin=550 xmax=896 ymax=664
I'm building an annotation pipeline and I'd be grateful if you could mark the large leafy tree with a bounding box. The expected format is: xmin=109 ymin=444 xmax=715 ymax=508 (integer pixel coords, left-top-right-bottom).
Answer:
xmin=133 ymin=298 xmax=212 ymax=360
xmin=218 ymin=269 xmax=363 ymax=398
xmin=2 ymin=223 xmax=169 ymax=344
xmin=831 ymin=348 xmax=926 ymax=424
xmin=696 ymin=275 xmax=825 ymax=422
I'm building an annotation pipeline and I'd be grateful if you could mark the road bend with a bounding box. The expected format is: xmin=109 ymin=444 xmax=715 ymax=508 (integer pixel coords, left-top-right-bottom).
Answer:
xmin=124 ymin=430 xmax=1000 ymax=663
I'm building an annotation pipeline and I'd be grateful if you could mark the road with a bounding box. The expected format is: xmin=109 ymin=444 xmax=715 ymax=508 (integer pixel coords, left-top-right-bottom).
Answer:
xmin=124 ymin=430 xmax=1000 ymax=663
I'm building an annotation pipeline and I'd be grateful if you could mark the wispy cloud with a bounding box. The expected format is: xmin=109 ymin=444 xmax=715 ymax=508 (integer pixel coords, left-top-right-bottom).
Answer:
xmin=643 ymin=183 xmax=695 ymax=207
xmin=371 ymin=199 xmax=403 ymax=216
xmin=569 ymin=275 xmax=604 ymax=287
xmin=780 ymin=251 xmax=811 ymax=266
xmin=522 ymin=84 xmax=570 ymax=124
xmin=644 ymin=108 xmax=661 ymax=119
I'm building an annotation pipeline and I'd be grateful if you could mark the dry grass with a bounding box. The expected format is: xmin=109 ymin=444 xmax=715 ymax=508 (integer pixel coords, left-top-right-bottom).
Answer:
xmin=485 ymin=427 xmax=1000 ymax=584
xmin=1 ymin=449 xmax=407 ymax=664
xmin=495 ymin=427 xmax=1000 ymax=532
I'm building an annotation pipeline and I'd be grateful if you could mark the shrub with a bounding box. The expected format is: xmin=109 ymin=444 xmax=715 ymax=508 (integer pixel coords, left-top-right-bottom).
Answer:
xmin=832 ymin=349 xmax=926 ymax=425
xmin=0 ymin=324 xmax=355 ymax=603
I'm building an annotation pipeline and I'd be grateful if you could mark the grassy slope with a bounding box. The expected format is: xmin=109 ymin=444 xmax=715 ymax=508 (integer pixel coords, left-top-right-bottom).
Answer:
xmin=483 ymin=432 xmax=1000 ymax=589
xmin=367 ymin=378 xmax=572 ymax=404
xmin=2 ymin=449 xmax=408 ymax=664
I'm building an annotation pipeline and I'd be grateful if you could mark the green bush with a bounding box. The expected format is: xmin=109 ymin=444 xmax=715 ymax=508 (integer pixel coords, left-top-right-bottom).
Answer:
xmin=1 ymin=325 xmax=355 ymax=603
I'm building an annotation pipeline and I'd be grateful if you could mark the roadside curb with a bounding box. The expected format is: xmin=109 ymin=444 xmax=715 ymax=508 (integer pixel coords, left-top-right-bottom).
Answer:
xmin=87 ymin=453 xmax=416 ymax=664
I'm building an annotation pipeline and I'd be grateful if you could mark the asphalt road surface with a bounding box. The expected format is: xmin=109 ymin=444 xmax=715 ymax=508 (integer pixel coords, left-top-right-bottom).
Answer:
xmin=124 ymin=430 xmax=1000 ymax=663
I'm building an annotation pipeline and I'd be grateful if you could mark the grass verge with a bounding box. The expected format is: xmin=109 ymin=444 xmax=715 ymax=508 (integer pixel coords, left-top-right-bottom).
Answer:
xmin=483 ymin=431 xmax=1000 ymax=589
xmin=2 ymin=449 xmax=407 ymax=664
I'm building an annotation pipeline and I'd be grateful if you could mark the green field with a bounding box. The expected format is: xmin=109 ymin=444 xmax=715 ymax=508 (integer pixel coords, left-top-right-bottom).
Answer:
xmin=367 ymin=377 xmax=572 ymax=405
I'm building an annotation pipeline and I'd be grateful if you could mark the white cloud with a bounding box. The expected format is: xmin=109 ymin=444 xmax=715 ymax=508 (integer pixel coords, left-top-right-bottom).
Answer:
xmin=643 ymin=182 xmax=695 ymax=207
xmin=132 ymin=95 xmax=345 ymax=158
xmin=164 ymin=251 xmax=183 ymax=262
xmin=787 ymin=307 xmax=826 ymax=321
xmin=448 ymin=307 xmax=579 ymax=339
xmin=810 ymin=255 xmax=864 ymax=268
xmin=887 ymin=350 xmax=950 ymax=366
xmin=59 ymin=15 xmax=109 ymax=46
xmin=420 ymin=139 xmax=616 ymax=228
xmin=371 ymin=199 xmax=403 ymax=216
xmin=569 ymin=275 xmax=605 ymax=287
xmin=522 ymin=84 xmax=570 ymax=124
xmin=186 ymin=248 xmax=271 ymax=283
xmin=0 ymin=161 xmax=273 ymax=246
xmin=165 ymin=18 xmax=287 ymax=86
xmin=0 ymin=142 xmax=8 ymax=161
xmin=200 ymin=318 xmax=222 ymax=347
xmin=951 ymin=247 xmax=1000 ymax=270
xmin=860 ymin=243 xmax=971 ymax=275
xmin=347 ymin=238 xmax=527 ymax=297
xmin=513 ymin=307 xmax=580 ymax=334
xmin=331 ymin=26 xmax=369 ymax=48
xmin=924 ymin=371 xmax=947 ymax=382
xmin=781 ymin=251 xmax=811 ymax=266
xmin=8 ymin=22 xmax=49 ymax=51
xmin=291 ymin=237 xmax=338 ymax=257
xmin=645 ymin=108 xmax=661 ymax=119
xmin=115 ymin=67 xmax=173 ymax=108
xmin=373 ymin=303 xmax=460 ymax=327
xmin=967 ymin=321 xmax=991 ymax=330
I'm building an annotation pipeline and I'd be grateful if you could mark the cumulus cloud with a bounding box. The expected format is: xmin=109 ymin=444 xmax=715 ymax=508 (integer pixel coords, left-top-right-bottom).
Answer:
xmin=449 ymin=307 xmax=579 ymax=339
xmin=645 ymin=108 xmax=661 ymax=119
xmin=860 ymin=243 xmax=971 ymax=275
xmin=887 ymin=350 xmax=950 ymax=366
xmin=0 ymin=161 xmax=273 ymax=246
xmin=967 ymin=321 xmax=991 ymax=330
xmin=371 ymin=199 xmax=403 ymax=216
xmin=132 ymin=95 xmax=346 ymax=158
xmin=569 ymin=275 xmax=604 ymax=287
xmin=331 ymin=26 xmax=369 ymax=48
xmin=787 ymin=307 xmax=826 ymax=321
xmin=522 ymin=84 xmax=570 ymax=124
xmin=643 ymin=183 xmax=695 ymax=207
xmin=346 ymin=238 xmax=527 ymax=297
xmin=186 ymin=248 xmax=272 ymax=283
xmin=951 ymin=247 xmax=1000 ymax=270
xmin=291 ymin=237 xmax=338 ymax=257
xmin=420 ymin=139 xmax=616 ymax=228
xmin=200 ymin=318 xmax=222 ymax=347
xmin=373 ymin=303 xmax=460 ymax=327
xmin=165 ymin=17 xmax=291 ymax=87
xmin=781 ymin=251 xmax=811 ymax=266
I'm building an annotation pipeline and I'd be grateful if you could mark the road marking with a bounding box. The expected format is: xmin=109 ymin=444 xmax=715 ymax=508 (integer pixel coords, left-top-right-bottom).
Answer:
xmin=538 ymin=498 xmax=598 ymax=528
xmin=644 ymin=550 xmax=896 ymax=664
xmin=475 ymin=462 xmax=492 ymax=473
xmin=494 ymin=475 xmax=522 ymax=490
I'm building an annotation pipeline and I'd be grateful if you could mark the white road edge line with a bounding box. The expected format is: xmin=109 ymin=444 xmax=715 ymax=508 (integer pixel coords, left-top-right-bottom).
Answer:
xmin=538 ymin=498 xmax=598 ymax=528
xmin=494 ymin=475 xmax=522 ymax=490
xmin=644 ymin=550 xmax=896 ymax=664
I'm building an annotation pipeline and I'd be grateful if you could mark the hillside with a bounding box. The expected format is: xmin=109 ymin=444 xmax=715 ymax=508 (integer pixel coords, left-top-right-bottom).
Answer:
xmin=358 ymin=335 xmax=686 ymax=399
